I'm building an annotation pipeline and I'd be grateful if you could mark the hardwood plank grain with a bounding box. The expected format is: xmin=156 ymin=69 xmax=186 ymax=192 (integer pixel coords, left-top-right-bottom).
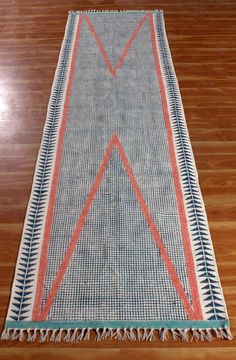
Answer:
xmin=1 ymin=347 xmax=236 ymax=360
xmin=0 ymin=348 xmax=119 ymax=360
xmin=120 ymin=348 xmax=236 ymax=360
xmin=0 ymin=0 xmax=235 ymax=359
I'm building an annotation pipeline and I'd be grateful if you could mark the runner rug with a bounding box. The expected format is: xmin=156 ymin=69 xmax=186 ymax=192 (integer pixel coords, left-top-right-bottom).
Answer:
xmin=1 ymin=10 xmax=232 ymax=342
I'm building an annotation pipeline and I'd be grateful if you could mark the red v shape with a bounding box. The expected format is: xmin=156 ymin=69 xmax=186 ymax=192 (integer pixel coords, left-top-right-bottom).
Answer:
xmin=83 ymin=14 xmax=148 ymax=76
xmin=37 ymin=132 xmax=196 ymax=321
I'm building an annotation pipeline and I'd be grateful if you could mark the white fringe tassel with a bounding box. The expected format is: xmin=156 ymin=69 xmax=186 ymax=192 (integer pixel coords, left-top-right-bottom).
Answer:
xmin=68 ymin=10 xmax=163 ymax=15
xmin=0 ymin=327 xmax=233 ymax=343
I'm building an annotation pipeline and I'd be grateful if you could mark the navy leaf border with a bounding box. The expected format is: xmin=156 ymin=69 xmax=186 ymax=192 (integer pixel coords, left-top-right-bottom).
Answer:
xmin=7 ymin=13 xmax=78 ymax=322
xmin=154 ymin=12 xmax=228 ymax=321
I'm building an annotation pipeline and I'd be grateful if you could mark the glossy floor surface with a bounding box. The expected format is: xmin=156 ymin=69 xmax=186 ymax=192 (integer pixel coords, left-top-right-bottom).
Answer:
xmin=0 ymin=1 xmax=235 ymax=359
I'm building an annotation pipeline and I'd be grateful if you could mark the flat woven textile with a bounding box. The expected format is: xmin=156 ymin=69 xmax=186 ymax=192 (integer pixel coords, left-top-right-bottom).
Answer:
xmin=2 ymin=10 xmax=232 ymax=343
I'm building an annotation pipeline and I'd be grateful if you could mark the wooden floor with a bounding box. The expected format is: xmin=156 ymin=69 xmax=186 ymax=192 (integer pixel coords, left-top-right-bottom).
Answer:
xmin=0 ymin=0 xmax=236 ymax=359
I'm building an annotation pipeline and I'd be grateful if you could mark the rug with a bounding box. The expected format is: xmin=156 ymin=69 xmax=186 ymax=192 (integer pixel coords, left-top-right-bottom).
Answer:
xmin=1 ymin=9 xmax=232 ymax=342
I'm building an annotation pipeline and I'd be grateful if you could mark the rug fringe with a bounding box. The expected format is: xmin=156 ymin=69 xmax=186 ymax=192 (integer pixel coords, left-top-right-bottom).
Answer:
xmin=1 ymin=327 xmax=233 ymax=343
xmin=68 ymin=10 xmax=163 ymax=15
